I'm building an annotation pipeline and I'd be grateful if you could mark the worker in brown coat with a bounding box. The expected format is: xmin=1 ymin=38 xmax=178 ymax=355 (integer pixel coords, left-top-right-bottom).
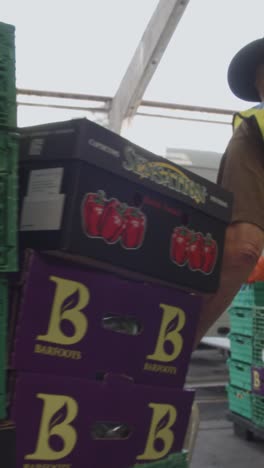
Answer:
xmin=195 ymin=38 xmax=264 ymax=345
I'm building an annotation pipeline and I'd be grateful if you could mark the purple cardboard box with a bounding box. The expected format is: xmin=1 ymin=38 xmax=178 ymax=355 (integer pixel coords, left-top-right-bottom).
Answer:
xmin=252 ymin=366 xmax=264 ymax=395
xmin=12 ymin=252 xmax=201 ymax=388
xmin=12 ymin=372 xmax=194 ymax=468
xmin=18 ymin=118 xmax=233 ymax=294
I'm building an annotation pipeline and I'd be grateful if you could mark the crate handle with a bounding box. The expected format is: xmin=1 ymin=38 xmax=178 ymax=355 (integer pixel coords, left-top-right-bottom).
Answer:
xmin=236 ymin=338 xmax=245 ymax=344
xmin=235 ymin=364 xmax=245 ymax=371
xmin=235 ymin=311 xmax=246 ymax=318
xmin=257 ymin=310 xmax=264 ymax=317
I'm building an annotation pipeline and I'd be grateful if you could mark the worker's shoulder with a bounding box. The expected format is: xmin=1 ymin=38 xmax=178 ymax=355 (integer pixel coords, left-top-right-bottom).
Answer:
xmin=230 ymin=114 xmax=263 ymax=150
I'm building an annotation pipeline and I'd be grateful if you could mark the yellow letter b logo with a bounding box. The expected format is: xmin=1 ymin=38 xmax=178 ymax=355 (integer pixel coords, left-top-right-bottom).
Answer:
xmin=37 ymin=275 xmax=89 ymax=345
xmin=253 ymin=370 xmax=261 ymax=389
xmin=147 ymin=304 xmax=186 ymax=363
xmin=137 ymin=403 xmax=177 ymax=461
xmin=26 ymin=393 xmax=78 ymax=461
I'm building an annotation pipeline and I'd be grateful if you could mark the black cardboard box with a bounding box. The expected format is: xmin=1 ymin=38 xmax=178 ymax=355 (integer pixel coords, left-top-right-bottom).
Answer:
xmin=18 ymin=118 xmax=232 ymax=293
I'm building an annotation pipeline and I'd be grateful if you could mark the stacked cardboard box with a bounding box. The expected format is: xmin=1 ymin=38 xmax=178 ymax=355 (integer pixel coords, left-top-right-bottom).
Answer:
xmin=10 ymin=117 xmax=232 ymax=467
xmin=18 ymin=118 xmax=232 ymax=293
xmin=11 ymin=252 xmax=198 ymax=467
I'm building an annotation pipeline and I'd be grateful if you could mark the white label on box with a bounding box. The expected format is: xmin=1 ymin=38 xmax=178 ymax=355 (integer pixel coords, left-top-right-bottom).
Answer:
xmin=27 ymin=168 xmax=64 ymax=197
xmin=29 ymin=138 xmax=44 ymax=156
xmin=20 ymin=194 xmax=65 ymax=231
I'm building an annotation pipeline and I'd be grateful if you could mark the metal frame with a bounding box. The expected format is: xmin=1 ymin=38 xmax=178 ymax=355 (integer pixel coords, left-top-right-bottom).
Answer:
xmin=17 ymin=88 xmax=234 ymax=126
xmin=108 ymin=0 xmax=191 ymax=133
xmin=16 ymin=2 xmax=235 ymax=132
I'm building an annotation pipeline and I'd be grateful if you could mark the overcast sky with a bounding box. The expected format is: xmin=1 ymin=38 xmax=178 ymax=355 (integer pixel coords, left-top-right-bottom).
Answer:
xmin=2 ymin=0 xmax=264 ymax=154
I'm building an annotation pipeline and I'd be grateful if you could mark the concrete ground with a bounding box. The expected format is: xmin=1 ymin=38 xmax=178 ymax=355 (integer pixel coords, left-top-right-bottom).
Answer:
xmin=186 ymin=349 xmax=264 ymax=468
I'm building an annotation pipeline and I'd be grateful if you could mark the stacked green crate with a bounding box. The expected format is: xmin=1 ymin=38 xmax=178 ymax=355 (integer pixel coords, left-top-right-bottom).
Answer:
xmin=0 ymin=22 xmax=17 ymax=273
xmin=131 ymin=451 xmax=188 ymax=468
xmin=0 ymin=21 xmax=17 ymax=420
xmin=227 ymin=283 xmax=264 ymax=423
xmin=0 ymin=135 xmax=18 ymax=272
xmin=0 ymin=22 xmax=16 ymax=128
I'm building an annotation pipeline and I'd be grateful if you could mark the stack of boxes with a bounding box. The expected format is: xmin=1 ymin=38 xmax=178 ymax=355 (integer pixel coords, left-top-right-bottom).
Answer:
xmin=0 ymin=21 xmax=17 ymax=421
xmin=8 ymin=117 xmax=232 ymax=468
xmin=0 ymin=79 xmax=231 ymax=466
xmin=227 ymin=282 xmax=264 ymax=430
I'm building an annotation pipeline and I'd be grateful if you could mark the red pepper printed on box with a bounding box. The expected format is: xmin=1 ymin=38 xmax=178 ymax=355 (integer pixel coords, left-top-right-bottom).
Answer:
xmin=82 ymin=190 xmax=146 ymax=249
xmin=188 ymin=232 xmax=205 ymax=271
xmin=170 ymin=227 xmax=191 ymax=266
xmin=82 ymin=190 xmax=105 ymax=237
xmin=170 ymin=227 xmax=218 ymax=275
xmin=121 ymin=207 xmax=146 ymax=249
xmin=100 ymin=199 xmax=127 ymax=244
xmin=201 ymin=233 xmax=218 ymax=274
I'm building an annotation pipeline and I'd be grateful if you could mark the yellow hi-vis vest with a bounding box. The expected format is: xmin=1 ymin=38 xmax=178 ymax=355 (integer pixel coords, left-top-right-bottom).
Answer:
xmin=233 ymin=104 xmax=264 ymax=137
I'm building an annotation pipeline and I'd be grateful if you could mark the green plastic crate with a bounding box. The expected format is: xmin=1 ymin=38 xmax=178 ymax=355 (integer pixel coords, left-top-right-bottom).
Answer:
xmin=228 ymin=306 xmax=253 ymax=336
xmin=0 ymin=100 xmax=16 ymax=128
xmin=0 ymin=133 xmax=18 ymax=173
xmin=0 ymin=21 xmax=15 ymax=38
xmin=0 ymin=173 xmax=17 ymax=271
xmin=0 ymin=54 xmax=15 ymax=73
xmin=0 ymin=48 xmax=15 ymax=65
xmin=252 ymin=337 xmax=264 ymax=365
xmin=228 ymin=303 xmax=264 ymax=339
xmin=0 ymin=73 xmax=16 ymax=102
xmin=0 ymin=23 xmax=16 ymax=130
xmin=228 ymin=359 xmax=252 ymax=391
xmin=227 ymin=385 xmax=252 ymax=419
xmin=0 ymin=394 xmax=6 ymax=420
xmin=252 ymin=394 xmax=264 ymax=428
xmin=0 ymin=24 xmax=15 ymax=61
xmin=131 ymin=451 xmax=188 ymax=468
xmin=230 ymin=334 xmax=264 ymax=366
xmin=232 ymin=285 xmax=255 ymax=307
xmin=253 ymin=308 xmax=264 ymax=336
xmin=232 ymin=283 xmax=264 ymax=308
xmin=230 ymin=334 xmax=253 ymax=364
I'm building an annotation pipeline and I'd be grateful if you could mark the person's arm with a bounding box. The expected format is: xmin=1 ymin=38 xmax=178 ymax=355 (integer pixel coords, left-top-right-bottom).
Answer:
xmin=194 ymin=120 xmax=264 ymax=348
xmin=194 ymin=221 xmax=264 ymax=348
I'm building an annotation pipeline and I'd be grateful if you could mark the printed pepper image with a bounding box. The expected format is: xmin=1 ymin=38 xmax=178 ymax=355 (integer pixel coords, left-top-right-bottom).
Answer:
xmin=188 ymin=232 xmax=205 ymax=271
xmin=100 ymin=198 xmax=127 ymax=244
xmin=201 ymin=233 xmax=218 ymax=274
xmin=170 ymin=226 xmax=191 ymax=266
xmin=121 ymin=207 xmax=146 ymax=249
xmin=82 ymin=190 xmax=105 ymax=237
